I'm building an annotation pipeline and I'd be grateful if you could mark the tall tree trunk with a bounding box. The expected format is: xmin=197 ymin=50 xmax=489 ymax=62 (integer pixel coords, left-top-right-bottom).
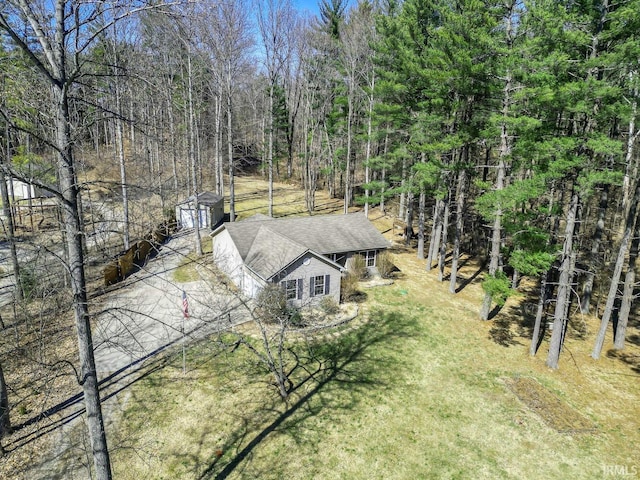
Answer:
xmin=615 ymin=217 xmax=640 ymax=350
xmin=166 ymin=82 xmax=179 ymax=192
xmin=622 ymin=76 xmax=638 ymax=214
xmin=268 ymin=83 xmax=275 ymax=217
xmin=592 ymin=180 xmax=640 ymax=359
xmin=227 ymin=66 xmax=235 ymax=223
xmin=480 ymin=71 xmax=510 ymax=320
xmin=530 ymin=271 xmax=549 ymax=356
xmin=215 ymin=95 xmax=224 ymax=197
xmin=364 ymin=74 xmax=375 ymax=217
xmin=449 ymin=166 xmax=467 ymax=293
xmin=55 ymin=83 xmax=112 ymax=479
xmin=0 ymin=120 xmax=22 ymax=300
xmin=438 ymin=195 xmax=450 ymax=282
xmin=546 ymin=191 xmax=579 ymax=369
xmin=0 ymin=360 xmax=10 ymax=456
xmin=580 ymin=185 xmax=608 ymax=313
xmin=187 ymin=48 xmax=202 ymax=255
xmin=114 ymin=70 xmax=129 ymax=250
xmin=427 ymin=199 xmax=444 ymax=271
xmin=404 ymin=191 xmax=414 ymax=244
xmin=399 ymin=156 xmax=407 ymax=220
xmin=417 ymin=189 xmax=426 ymax=259
xmin=344 ymin=83 xmax=354 ymax=214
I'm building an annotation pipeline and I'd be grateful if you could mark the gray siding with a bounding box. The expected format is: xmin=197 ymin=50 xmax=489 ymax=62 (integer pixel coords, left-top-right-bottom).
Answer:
xmin=274 ymin=254 xmax=341 ymax=306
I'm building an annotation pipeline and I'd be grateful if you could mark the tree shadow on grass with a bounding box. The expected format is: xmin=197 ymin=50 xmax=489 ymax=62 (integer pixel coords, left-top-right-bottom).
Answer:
xmin=455 ymin=262 xmax=485 ymax=294
xmin=196 ymin=309 xmax=420 ymax=480
xmin=488 ymin=302 xmax=531 ymax=347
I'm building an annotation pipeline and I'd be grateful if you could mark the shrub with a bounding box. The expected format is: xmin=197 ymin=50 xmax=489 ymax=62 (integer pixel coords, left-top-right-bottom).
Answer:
xmin=319 ymin=296 xmax=339 ymax=315
xmin=340 ymin=272 xmax=360 ymax=302
xmin=376 ymin=251 xmax=395 ymax=278
xmin=348 ymin=254 xmax=368 ymax=280
xmin=255 ymin=284 xmax=301 ymax=325
xmin=19 ymin=266 xmax=37 ymax=300
xmin=255 ymin=284 xmax=289 ymax=324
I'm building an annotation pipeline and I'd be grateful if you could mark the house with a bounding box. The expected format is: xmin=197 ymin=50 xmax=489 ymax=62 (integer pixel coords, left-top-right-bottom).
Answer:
xmin=211 ymin=212 xmax=390 ymax=305
xmin=175 ymin=192 xmax=224 ymax=230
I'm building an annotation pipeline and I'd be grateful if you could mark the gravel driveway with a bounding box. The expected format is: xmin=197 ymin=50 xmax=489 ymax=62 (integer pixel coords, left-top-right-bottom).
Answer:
xmin=24 ymin=229 xmax=248 ymax=480
xmin=93 ymin=229 xmax=246 ymax=376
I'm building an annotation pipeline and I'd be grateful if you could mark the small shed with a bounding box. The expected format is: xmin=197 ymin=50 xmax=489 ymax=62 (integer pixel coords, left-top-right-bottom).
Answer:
xmin=175 ymin=192 xmax=224 ymax=230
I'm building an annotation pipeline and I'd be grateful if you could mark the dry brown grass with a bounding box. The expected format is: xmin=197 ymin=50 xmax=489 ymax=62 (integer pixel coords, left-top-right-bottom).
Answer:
xmin=505 ymin=377 xmax=595 ymax=434
xmin=2 ymin=173 xmax=640 ymax=479
xmin=98 ymin=182 xmax=640 ymax=479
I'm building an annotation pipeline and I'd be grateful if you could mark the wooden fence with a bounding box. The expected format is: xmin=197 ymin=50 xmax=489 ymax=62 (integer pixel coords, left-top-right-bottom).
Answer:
xmin=104 ymin=220 xmax=178 ymax=286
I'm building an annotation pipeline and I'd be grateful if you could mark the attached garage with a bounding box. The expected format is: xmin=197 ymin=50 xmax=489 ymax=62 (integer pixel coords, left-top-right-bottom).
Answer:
xmin=175 ymin=192 xmax=224 ymax=230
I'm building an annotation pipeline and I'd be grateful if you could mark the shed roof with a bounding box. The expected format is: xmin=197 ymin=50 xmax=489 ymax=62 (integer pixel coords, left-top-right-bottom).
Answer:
xmin=177 ymin=191 xmax=224 ymax=206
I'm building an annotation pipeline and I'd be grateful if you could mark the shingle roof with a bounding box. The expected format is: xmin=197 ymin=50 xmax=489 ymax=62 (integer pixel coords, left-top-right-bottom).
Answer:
xmin=217 ymin=212 xmax=390 ymax=263
xmin=177 ymin=191 xmax=224 ymax=206
xmin=243 ymin=225 xmax=308 ymax=279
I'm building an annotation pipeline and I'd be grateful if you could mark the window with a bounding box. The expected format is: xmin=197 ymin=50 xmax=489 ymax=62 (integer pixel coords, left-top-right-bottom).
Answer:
xmin=309 ymin=275 xmax=331 ymax=297
xmin=313 ymin=276 xmax=325 ymax=296
xmin=364 ymin=250 xmax=376 ymax=267
xmin=282 ymin=279 xmax=300 ymax=300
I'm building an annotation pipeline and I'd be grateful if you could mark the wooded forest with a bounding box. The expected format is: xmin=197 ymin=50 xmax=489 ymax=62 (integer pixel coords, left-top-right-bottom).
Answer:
xmin=1 ymin=0 xmax=639 ymax=477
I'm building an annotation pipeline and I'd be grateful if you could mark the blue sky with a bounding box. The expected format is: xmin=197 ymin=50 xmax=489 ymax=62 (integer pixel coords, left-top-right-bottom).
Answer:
xmin=293 ymin=0 xmax=322 ymax=16
xmin=292 ymin=0 xmax=356 ymax=19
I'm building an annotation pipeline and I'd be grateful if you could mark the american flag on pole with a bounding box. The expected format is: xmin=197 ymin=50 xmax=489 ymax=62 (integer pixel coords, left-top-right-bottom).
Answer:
xmin=182 ymin=290 xmax=189 ymax=318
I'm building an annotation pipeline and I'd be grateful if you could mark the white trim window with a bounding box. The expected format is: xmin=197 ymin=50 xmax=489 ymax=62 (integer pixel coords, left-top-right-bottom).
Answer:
xmin=310 ymin=274 xmax=330 ymax=297
xmin=364 ymin=250 xmax=376 ymax=267
xmin=282 ymin=279 xmax=301 ymax=300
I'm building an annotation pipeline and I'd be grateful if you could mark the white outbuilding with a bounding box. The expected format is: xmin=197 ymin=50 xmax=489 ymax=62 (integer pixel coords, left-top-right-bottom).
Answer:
xmin=175 ymin=192 xmax=224 ymax=230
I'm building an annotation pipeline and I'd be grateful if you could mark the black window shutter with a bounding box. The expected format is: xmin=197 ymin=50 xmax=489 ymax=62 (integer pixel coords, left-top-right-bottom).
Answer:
xmin=298 ymin=278 xmax=303 ymax=300
xmin=309 ymin=277 xmax=314 ymax=297
xmin=325 ymin=274 xmax=330 ymax=294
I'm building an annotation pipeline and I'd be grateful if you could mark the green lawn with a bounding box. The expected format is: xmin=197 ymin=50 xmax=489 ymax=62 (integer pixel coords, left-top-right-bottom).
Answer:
xmin=109 ymin=282 xmax=638 ymax=479
xmin=108 ymin=176 xmax=639 ymax=479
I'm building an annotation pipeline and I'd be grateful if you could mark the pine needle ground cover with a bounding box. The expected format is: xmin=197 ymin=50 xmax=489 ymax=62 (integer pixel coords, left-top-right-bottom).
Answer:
xmin=107 ymin=180 xmax=640 ymax=479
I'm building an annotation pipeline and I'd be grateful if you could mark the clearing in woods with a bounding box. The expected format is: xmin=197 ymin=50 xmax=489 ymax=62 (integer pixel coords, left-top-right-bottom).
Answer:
xmin=0 ymin=175 xmax=639 ymax=479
